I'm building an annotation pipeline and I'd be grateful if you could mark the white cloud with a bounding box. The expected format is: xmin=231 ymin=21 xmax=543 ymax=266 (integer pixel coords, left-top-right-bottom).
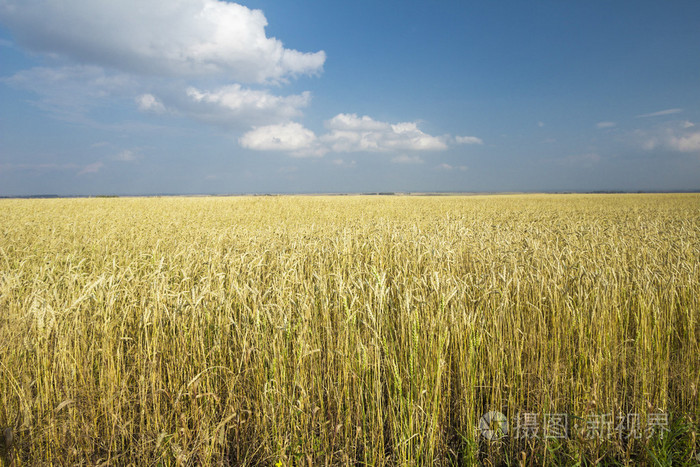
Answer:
xmin=1 ymin=1 xmax=475 ymax=162
xmin=455 ymin=135 xmax=483 ymax=145
xmin=2 ymin=1 xmax=480 ymax=162
xmin=5 ymin=63 xmax=313 ymax=129
xmin=537 ymin=121 xmax=545 ymax=128
xmin=238 ymin=113 xmax=468 ymax=156
xmin=387 ymin=122 xmax=448 ymax=150
xmin=391 ymin=154 xmax=424 ymax=164
xmin=596 ymin=121 xmax=616 ymax=129
xmin=321 ymin=129 xmax=383 ymax=152
xmin=636 ymin=108 xmax=682 ymax=118
xmin=321 ymin=114 xmax=448 ymax=153
xmin=136 ymin=94 xmax=166 ymax=114
xmin=668 ymin=132 xmax=700 ymax=153
xmin=634 ymin=124 xmax=700 ymax=155
xmin=1 ymin=2 xmax=325 ymax=131
xmin=239 ymin=122 xmax=325 ymax=157
xmin=326 ymin=113 xmax=390 ymax=131
xmin=0 ymin=0 xmax=325 ymax=83
xmin=185 ymin=85 xmax=310 ymax=126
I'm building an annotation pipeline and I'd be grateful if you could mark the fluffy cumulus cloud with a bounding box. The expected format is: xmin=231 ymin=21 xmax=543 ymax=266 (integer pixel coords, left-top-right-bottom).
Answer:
xmin=634 ymin=121 xmax=700 ymax=155
xmin=239 ymin=122 xmax=325 ymax=157
xmin=0 ymin=0 xmax=325 ymax=83
xmin=1 ymin=0 xmax=478 ymax=159
xmin=325 ymin=113 xmax=391 ymax=132
xmin=184 ymin=85 xmax=311 ymax=126
xmin=0 ymin=0 xmax=324 ymax=129
xmin=321 ymin=114 xmax=448 ymax=152
xmin=667 ymin=132 xmax=700 ymax=153
xmin=239 ymin=114 xmax=460 ymax=157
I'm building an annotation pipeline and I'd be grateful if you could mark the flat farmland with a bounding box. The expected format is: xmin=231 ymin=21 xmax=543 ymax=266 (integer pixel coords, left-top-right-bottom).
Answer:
xmin=0 ymin=194 xmax=698 ymax=465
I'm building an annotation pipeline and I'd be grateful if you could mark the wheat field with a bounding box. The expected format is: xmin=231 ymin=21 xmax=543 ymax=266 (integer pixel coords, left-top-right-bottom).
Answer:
xmin=0 ymin=194 xmax=698 ymax=465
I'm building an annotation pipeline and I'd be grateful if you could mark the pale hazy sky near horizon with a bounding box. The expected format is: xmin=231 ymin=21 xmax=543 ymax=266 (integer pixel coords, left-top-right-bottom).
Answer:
xmin=1 ymin=1 xmax=699 ymax=195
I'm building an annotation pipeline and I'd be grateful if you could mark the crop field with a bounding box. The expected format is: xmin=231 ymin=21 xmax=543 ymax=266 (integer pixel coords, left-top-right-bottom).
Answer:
xmin=0 ymin=194 xmax=698 ymax=465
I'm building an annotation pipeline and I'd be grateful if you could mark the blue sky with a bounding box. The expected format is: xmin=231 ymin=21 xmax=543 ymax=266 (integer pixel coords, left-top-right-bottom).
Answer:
xmin=1 ymin=0 xmax=699 ymax=195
